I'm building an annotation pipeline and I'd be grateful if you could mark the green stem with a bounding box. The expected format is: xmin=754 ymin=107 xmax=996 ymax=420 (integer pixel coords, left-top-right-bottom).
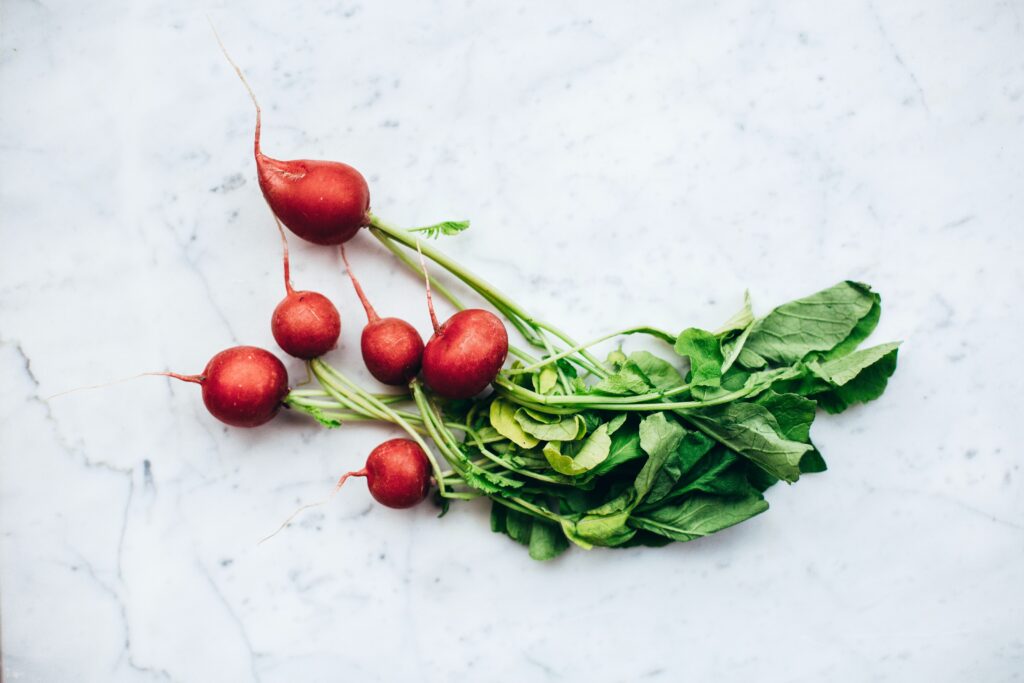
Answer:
xmin=371 ymin=227 xmax=542 ymax=364
xmin=538 ymin=329 xmax=572 ymax=394
xmin=534 ymin=321 xmax=608 ymax=379
xmin=461 ymin=424 xmax=565 ymax=484
xmin=409 ymin=380 xmax=470 ymax=481
xmin=412 ymin=382 xmax=568 ymax=524
xmin=288 ymin=394 xmax=503 ymax=443
xmin=372 ymin=229 xmax=468 ymax=310
xmin=371 ymin=217 xmax=614 ymax=378
xmin=494 ymin=377 xmax=694 ymax=406
xmin=503 ymin=326 xmax=677 ymax=375
xmin=443 ymin=491 xmax=483 ymax=500
xmin=494 ymin=379 xmax=755 ymax=413
xmin=369 ymin=216 xmax=538 ymax=331
xmin=371 ymin=221 xmax=601 ymax=376
xmin=369 ymin=224 xmax=543 ymax=347
xmin=288 ymin=389 xmax=410 ymax=403
xmin=310 ymin=360 xmax=452 ymax=497
xmin=304 ymin=378 xmax=390 ymax=421
xmin=492 ymin=495 xmax=564 ymax=525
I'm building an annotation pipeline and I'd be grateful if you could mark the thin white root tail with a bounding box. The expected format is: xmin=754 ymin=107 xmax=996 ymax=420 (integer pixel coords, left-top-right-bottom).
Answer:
xmin=258 ymin=468 xmax=368 ymax=545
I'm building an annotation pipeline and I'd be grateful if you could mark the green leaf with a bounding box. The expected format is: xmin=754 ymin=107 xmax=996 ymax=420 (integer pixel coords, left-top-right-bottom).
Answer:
xmin=570 ymin=492 xmax=637 ymax=547
xmin=409 ymin=219 xmax=470 ymax=239
xmin=667 ymin=448 xmax=756 ymax=500
xmin=754 ymin=391 xmax=824 ymax=474
xmin=462 ymin=460 xmax=524 ymax=495
xmin=591 ymin=363 xmax=650 ymax=395
xmin=645 ymin=431 xmax=717 ymax=505
xmin=739 ymin=281 xmax=880 ymax=368
xmin=505 ymin=507 xmax=532 ymax=544
xmin=674 ymin=328 xmax=725 ymax=398
xmin=489 ymin=399 xmax=539 ymax=449
xmin=542 ymin=424 xmax=611 ymax=476
xmin=676 ymin=431 xmax=718 ymax=474
xmin=721 ymin=325 xmax=754 ymax=375
xmin=808 ymin=342 xmax=900 ymax=414
xmin=715 ymin=290 xmax=754 ymax=334
xmin=620 ymin=531 xmax=675 ymax=548
xmin=736 ymin=346 xmax=768 ymax=369
xmin=591 ymin=351 xmax=684 ymax=396
xmin=798 ymin=449 xmax=828 ymax=474
xmin=515 ymin=410 xmax=584 ymax=441
xmin=491 ymin=503 xmax=569 ymax=560
xmin=717 ymin=292 xmax=757 ymax=374
xmin=606 ymin=413 xmax=628 ymax=436
xmin=629 ymin=351 xmax=685 ymax=392
xmin=574 ymin=510 xmax=635 ymax=547
xmin=824 ymin=296 xmax=881 ymax=359
xmin=519 ymin=407 xmax=561 ymax=424
xmin=440 ymin=398 xmax=474 ymax=422
xmin=630 ymin=495 xmax=769 ymax=542
xmin=528 ymin=520 xmax=569 ymax=560
xmin=809 ymin=341 xmax=901 ymax=387
xmin=534 ymin=365 xmax=559 ymax=395
xmin=606 ymin=348 xmax=627 ymax=369
xmin=686 ymin=402 xmax=812 ymax=482
xmin=579 ymin=411 xmax=603 ymax=435
xmin=635 ymin=413 xmax=686 ymax=502
xmin=300 ymin=404 xmax=343 ymax=429
xmin=590 ymin=427 xmax=644 ymax=476
xmin=754 ymin=391 xmax=816 ymax=443
xmin=556 ymin=359 xmax=579 ymax=380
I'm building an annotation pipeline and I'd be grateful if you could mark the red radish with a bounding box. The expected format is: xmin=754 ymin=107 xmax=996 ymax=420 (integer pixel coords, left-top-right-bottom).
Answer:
xmin=215 ymin=32 xmax=370 ymax=245
xmin=160 ymin=346 xmax=288 ymax=427
xmin=340 ymin=245 xmax=424 ymax=385
xmin=416 ymin=247 xmax=508 ymax=399
xmin=422 ymin=309 xmax=509 ymax=399
xmin=336 ymin=438 xmax=432 ymax=508
xmin=261 ymin=437 xmax=431 ymax=543
xmin=269 ymin=217 xmax=341 ymax=359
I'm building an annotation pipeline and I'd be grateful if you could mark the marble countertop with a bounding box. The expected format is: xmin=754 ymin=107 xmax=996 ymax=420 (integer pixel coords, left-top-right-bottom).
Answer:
xmin=2 ymin=1 xmax=1022 ymax=681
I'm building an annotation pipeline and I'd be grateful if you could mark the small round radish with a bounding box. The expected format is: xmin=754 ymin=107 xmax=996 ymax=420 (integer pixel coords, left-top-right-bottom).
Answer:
xmin=414 ymin=246 xmax=508 ymax=398
xmin=340 ymin=245 xmax=424 ymax=385
xmin=260 ymin=437 xmax=432 ymax=542
xmin=422 ymin=309 xmax=509 ymax=399
xmin=215 ymin=35 xmax=370 ymax=245
xmin=271 ymin=291 xmax=341 ymax=359
xmin=162 ymin=346 xmax=288 ymax=427
xmin=269 ymin=217 xmax=341 ymax=359
xmin=336 ymin=438 xmax=431 ymax=508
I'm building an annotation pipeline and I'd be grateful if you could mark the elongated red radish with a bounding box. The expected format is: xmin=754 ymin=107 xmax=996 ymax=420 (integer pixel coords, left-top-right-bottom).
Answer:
xmin=214 ymin=30 xmax=370 ymax=245
xmin=260 ymin=437 xmax=431 ymax=543
xmin=269 ymin=217 xmax=341 ymax=359
xmin=158 ymin=346 xmax=288 ymax=427
xmin=340 ymin=245 xmax=424 ymax=385
xmin=416 ymin=246 xmax=508 ymax=399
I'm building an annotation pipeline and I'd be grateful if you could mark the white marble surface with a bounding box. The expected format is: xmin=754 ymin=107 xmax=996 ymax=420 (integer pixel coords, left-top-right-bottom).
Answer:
xmin=2 ymin=1 xmax=1022 ymax=681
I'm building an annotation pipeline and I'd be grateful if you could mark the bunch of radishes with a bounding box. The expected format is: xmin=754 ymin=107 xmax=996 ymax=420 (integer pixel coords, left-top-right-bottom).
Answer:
xmin=164 ymin=43 xmax=510 ymax=511
xmin=145 ymin=38 xmax=901 ymax=560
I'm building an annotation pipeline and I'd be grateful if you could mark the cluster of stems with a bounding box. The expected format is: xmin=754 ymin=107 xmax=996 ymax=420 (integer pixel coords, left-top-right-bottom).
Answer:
xmin=283 ymin=216 xmax=761 ymax=524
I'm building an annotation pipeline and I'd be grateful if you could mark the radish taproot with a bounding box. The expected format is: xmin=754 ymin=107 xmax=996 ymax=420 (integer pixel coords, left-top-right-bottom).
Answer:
xmin=161 ymin=346 xmax=288 ymax=427
xmin=340 ymin=245 xmax=424 ymax=385
xmin=215 ymin=33 xmax=370 ymax=245
xmin=269 ymin=217 xmax=341 ymax=359
xmin=415 ymin=247 xmax=508 ymax=398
